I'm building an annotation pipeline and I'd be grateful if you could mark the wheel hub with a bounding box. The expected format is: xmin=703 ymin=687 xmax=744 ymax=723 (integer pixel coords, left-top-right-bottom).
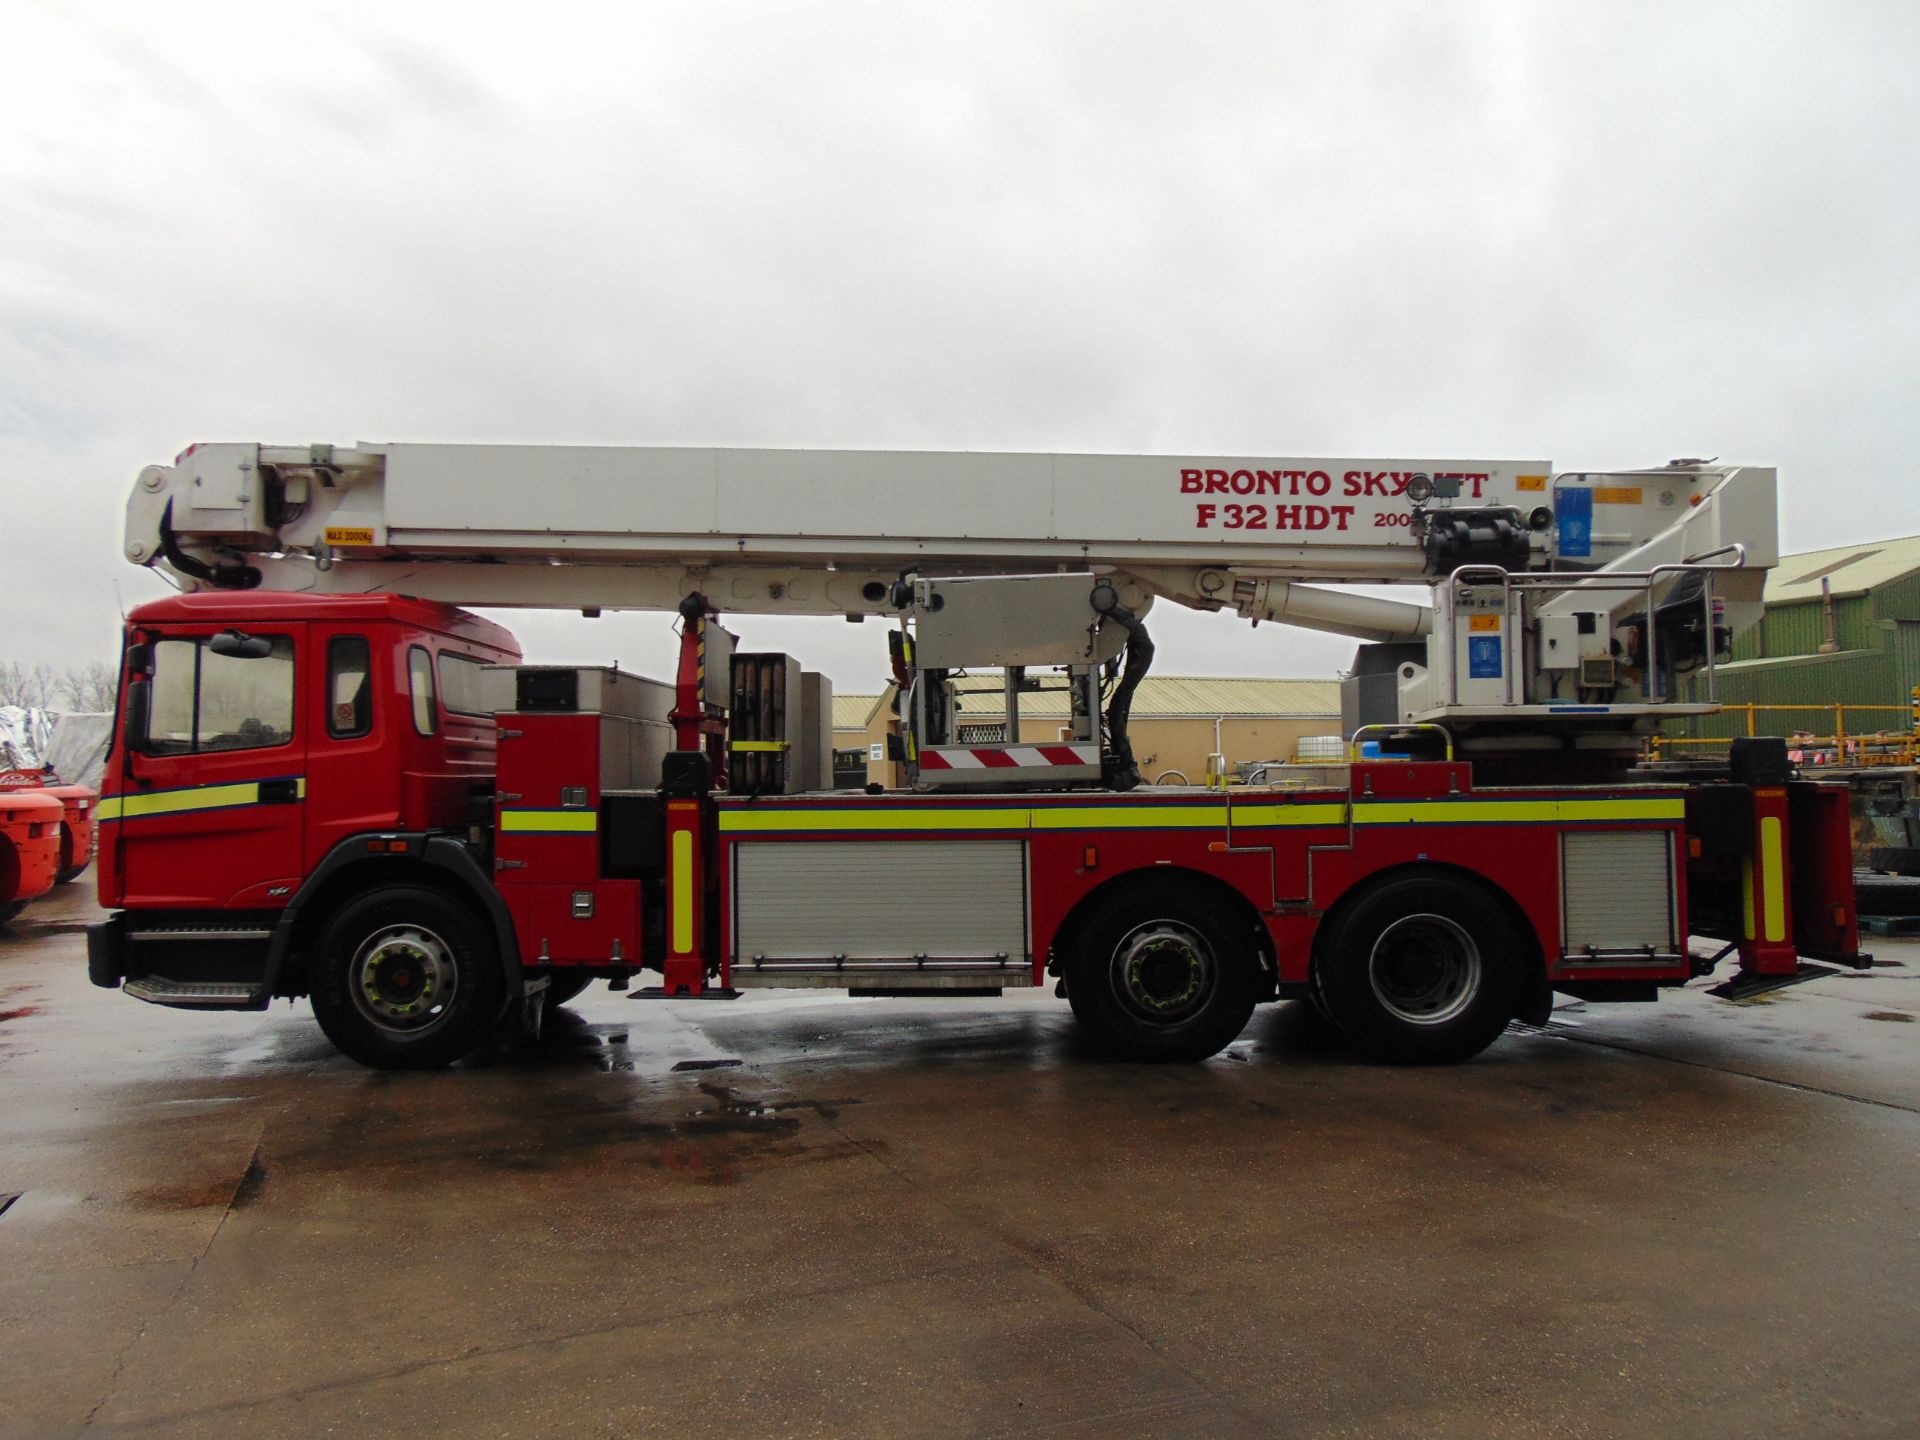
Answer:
xmin=1113 ymin=921 xmax=1217 ymax=1025
xmin=350 ymin=924 xmax=458 ymax=1033
xmin=1367 ymin=913 xmax=1481 ymax=1026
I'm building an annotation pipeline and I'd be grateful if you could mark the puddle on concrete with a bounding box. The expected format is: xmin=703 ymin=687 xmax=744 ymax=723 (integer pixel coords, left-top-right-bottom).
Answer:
xmin=0 ymin=1007 xmax=40 ymax=1023
xmin=1862 ymin=1011 xmax=1913 ymax=1023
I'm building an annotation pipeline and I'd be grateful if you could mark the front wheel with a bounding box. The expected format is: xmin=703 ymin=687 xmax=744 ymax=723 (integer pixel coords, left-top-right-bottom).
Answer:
xmin=1314 ymin=874 xmax=1522 ymax=1065
xmin=1064 ymin=882 xmax=1260 ymax=1062
xmin=309 ymin=886 xmax=507 ymax=1070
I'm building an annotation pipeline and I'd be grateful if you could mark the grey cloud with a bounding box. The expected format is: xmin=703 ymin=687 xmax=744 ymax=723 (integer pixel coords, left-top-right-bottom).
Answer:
xmin=1 ymin=1 xmax=1915 ymax=691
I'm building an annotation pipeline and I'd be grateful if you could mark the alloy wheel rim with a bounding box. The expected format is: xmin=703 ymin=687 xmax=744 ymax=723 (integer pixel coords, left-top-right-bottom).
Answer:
xmin=349 ymin=923 xmax=458 ymax=1034
xmin=1112 ymin=919 xmax=1217 ymax=1026
xmin=1367 ymin=913 xmax=1481 ymax=1026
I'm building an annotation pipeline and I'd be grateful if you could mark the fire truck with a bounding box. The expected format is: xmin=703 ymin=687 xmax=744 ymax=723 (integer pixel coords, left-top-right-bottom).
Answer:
xmin=1 ymin=788 xmax=62 ymax=924
xmin=2 ymin=711 xmax=100 ymax=888
xmin=86 ymin=444 xmax=1863 ymax=1069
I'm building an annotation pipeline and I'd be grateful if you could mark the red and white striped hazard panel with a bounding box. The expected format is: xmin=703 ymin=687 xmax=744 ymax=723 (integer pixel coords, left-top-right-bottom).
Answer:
xmin=917 ymin=744 xmax=1102 ymax=771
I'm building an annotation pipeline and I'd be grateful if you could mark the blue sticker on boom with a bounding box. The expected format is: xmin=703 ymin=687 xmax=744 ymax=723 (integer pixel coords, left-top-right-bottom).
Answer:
xmin=1556 ymin=487 xmax=1593 ymax=558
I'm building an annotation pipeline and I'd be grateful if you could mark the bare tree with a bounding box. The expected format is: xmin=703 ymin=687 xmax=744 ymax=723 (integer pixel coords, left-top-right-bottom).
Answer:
xmin=0 ymin=661 xmax=58 ymax=709
xmin=58 ymin=662 xmax=118 ymax=712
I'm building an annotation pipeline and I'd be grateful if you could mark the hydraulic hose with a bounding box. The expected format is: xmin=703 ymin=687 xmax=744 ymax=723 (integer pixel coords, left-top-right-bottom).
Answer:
xmin=1098 ymin=602 xmax=1154 ymax=791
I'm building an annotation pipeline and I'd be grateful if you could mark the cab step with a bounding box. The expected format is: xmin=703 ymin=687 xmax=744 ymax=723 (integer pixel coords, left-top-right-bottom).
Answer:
xmin=122 ymin=977 xmax=263 ymax=1009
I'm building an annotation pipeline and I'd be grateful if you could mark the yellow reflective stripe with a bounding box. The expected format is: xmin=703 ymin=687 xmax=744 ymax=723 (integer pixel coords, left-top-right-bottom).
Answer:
xmin=728 ymin=740 xmax=789 ymax=752
xmin=498 ymin=810 xmax=598 ymax=833
xmin=670 ymin=829 xmax=694 ymax=953
xmin=720 ymin=808 xmax=1025 ymax=833
xmin=718 ymin=802 xmax=1350 ymax=834
xmin=96 ymin=780 xmax=303 ymax=823
xmin=1760 ymin=816 xmax=1786 ymax=943
xmin=716 ymin=795 xmax=1681 ymax=835
xmin=1030 ymin=806 xmax=1229 ymax=830
xmin=1230 ymin=803 xmax=1349 ymax=828
xmin=1353 ymin=797 xmax=1685 ymax=825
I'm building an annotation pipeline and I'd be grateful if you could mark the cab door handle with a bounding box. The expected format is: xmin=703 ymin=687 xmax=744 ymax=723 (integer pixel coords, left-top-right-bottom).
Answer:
xmin=259 ymin=778 xmax=300 ymax=804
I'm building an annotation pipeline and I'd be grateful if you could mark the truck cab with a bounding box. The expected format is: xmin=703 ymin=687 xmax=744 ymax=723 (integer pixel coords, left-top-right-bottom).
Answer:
xmin=93 ymin=594 xmax=519 ymax=1006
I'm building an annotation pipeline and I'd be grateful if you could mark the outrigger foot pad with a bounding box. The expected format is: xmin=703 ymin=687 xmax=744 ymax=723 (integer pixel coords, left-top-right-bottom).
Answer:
xmin=1707 ymin=962 xmax=1844 ymax=1002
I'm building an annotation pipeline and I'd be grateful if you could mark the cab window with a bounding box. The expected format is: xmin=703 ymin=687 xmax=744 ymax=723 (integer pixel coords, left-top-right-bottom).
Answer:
xmin=439 ymin=653 xmax=491 ymax=717
xmin=408 ymin=646 xmax=438 ymax=736
xmin=328 ymin=636 xmax=373 ymax=739
xmin=144 ymin=636 xmax=295 ymax=754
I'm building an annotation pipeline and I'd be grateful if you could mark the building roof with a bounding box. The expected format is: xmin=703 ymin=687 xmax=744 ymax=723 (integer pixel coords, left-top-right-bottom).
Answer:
xmin=833 ymin=694 xmax=882 ymax=730
xmin=1766 ymin=533 xmax=1920 ymax=604
xmin=831 ymin=677 xmax=1339 ymax=730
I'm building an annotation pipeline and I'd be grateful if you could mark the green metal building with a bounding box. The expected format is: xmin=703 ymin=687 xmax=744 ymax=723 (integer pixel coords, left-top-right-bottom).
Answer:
xmin=1672 ymin=533 xmax=1920 ymax=744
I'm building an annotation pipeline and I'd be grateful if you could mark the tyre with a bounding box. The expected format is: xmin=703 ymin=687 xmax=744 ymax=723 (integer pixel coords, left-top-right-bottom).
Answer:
xmin=55 ymin=825 xmax=85 ymax=885
xmin=1313 ymin=873 xmax=1523 ymax=1065
xmin=308 ymin=885 xmax=507 ymax=1070
xmin=542 ymin=972 xmax=595 ymax=1011
xmin=1063 ymin=881 xmax=1260 ymax=1062
xmin=0 ymin=900 xmax=23 ymax=924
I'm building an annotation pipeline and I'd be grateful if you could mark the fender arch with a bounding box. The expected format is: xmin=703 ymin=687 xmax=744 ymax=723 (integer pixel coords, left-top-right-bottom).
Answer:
xmin=264 ymin=834 xmax=522 ymax=1004
xmin=1048 ymin=865 xmax=1277 ymax=997
xmin=1312 ymin=861 xmax=1551 ymax=1025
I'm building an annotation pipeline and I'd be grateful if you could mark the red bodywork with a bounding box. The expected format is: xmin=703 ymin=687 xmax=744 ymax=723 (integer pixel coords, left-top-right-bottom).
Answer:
xmin=0 ymin=772 xmax=96 ymax=881
xmin=0 ymin=789 xmax=63 ymax=914
xmin=99 ymin=593 xmax=519 ymax=913
xmin=93 ymin=592 xmax=1864 ymax=1028
xmin=705 ymin=767 xmax=1696 ymax=994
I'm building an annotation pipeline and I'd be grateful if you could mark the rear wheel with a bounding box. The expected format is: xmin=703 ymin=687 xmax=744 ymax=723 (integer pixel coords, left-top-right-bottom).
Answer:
xmin=1064 ymin=881 xmax=1260 ymax=1061
xmin=309 ymin=886 xmax=507 ymax=1070
xmin=1314 ymin=874 xmax=1522 ymax=1065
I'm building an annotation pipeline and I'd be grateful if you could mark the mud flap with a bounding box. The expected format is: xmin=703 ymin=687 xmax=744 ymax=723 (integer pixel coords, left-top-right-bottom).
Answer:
xmin=520 ymin=974 xmax=551 ymax=1039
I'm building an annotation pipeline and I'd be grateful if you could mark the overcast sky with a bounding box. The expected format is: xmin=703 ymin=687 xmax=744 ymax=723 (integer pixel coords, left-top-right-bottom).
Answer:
xmin=3 ymin=1 xmax=1916 ymax=695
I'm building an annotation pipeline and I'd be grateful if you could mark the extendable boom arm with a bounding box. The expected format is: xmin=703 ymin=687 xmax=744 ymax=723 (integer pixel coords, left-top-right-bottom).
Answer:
xmin=124 ymin=443 xmax=1774 ymax=644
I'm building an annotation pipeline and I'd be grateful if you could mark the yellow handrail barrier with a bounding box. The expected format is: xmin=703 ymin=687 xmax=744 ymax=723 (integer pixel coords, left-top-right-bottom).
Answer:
xmin=1646 ymin=702 xmax=1916 ymax=767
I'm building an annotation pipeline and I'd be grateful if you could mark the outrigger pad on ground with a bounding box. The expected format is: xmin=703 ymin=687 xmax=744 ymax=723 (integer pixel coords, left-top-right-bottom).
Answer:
xmin=1708 ymin=962 xmax=1846 ymax=1002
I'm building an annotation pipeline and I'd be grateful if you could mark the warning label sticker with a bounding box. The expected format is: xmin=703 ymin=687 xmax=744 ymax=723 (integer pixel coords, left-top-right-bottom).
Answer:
xmin=324 ymin=527 xmax=376 ymax=546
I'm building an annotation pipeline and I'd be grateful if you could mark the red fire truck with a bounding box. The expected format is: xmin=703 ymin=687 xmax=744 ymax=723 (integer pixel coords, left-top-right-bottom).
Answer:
xmin=2 ymin=715 xmax=100 ymax=887
xmin=1 ymin=789 xmax=62 ymax=923
xmin=86 ymin=444 xmax=1863 ymax=1068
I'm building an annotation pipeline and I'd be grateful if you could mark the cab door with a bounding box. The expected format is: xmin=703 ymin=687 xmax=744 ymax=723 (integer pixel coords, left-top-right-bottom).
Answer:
xmin=111 ymin=625 xmax=308 ymax=910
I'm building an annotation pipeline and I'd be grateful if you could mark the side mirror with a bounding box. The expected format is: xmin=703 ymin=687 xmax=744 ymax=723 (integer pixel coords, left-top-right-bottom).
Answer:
xmin=209 ymin=629 xmax=274 ymax=660
xmin=124 ymin=681 xmax=152 ymax=755
xmin=126 ymin=642 xmax=154 ymax=677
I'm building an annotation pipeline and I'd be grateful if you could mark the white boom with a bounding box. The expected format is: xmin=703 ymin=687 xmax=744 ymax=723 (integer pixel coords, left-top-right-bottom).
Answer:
xmin=125 ymin=443 xmax=1776 ymax=656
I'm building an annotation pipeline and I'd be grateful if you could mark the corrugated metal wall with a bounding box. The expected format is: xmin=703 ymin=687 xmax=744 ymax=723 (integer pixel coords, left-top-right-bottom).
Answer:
xmin=1670 ymin=563 xmax=1919 ymax=741
xmin=1730 ymin=596 xmax=1874 ymax=661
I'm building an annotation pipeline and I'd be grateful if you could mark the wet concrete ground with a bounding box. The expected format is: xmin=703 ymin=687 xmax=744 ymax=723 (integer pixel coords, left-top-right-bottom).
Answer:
xmin=2 ymin=879 xmax=1916 ymax=1440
